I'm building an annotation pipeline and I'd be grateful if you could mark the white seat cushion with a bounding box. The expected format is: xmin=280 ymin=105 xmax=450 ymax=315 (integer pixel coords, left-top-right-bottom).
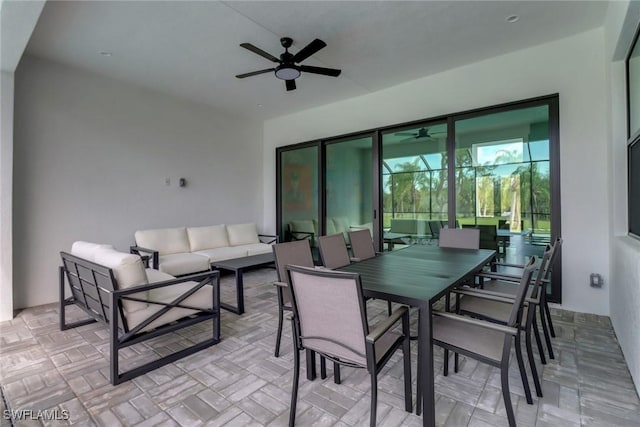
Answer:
xmin=135 ymin=227 xmax=190 ymax=255
xmin=92 ymin=248 xmax=148 ymax=314
xmin=227 ymin=223 xmax=260 ymax=246
xmin=145 ymin=268 xmax=176 ymax=283
xmin=194 ymin=246 xmax=248 ymax=262
xmin=70 ymin=241 xmax=114 ymax=262
xmin=158 ymin=253 xmax=210 ymax=276
xmin=242 ymin=243 xmax=273 ymax=256
xmin=187 ymin=225 xmax=230 ymax=252
xmin=125 ymin=281 xmax=213 ymax=332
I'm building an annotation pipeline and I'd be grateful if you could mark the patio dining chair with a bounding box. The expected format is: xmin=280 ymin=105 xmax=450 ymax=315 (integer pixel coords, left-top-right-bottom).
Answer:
xmin=418 ymin=257 xmax=537 ymax=427
xmin=453 ymin=244 xmax=554 ymax=403
xmin=438 ymin=227 xmax=480 ymax=250
xmin=285 ymin=265 xmax=412 ymax=427
xmin=272 ymin=240 xmax=315 ymax=358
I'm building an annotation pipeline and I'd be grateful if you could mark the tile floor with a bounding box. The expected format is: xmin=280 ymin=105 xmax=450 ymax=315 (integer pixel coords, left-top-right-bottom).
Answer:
xmin=1 ymin=268 xmax=638 ymax=426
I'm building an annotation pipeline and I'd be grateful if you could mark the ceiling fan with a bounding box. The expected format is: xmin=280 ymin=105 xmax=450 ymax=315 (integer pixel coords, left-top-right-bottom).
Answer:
xmin=235 ymin=37 xmax=341 ymax=91
xmin=395 ymin=127 xmax=445 ymax=140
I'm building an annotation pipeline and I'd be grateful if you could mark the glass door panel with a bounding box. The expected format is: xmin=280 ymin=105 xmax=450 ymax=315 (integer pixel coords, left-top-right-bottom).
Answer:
xmin=280 ymin=146 xmax=319 ymax=246
xmin=382 ymin=123 xmax=448 ymax=248
xmin=454 ymin=105 xmax=552 ymax=261
xmin=325 ymin=136 xmax=373 ymax=245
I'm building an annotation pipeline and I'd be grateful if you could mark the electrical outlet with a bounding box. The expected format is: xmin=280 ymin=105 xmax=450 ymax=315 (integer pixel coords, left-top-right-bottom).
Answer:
xmin=590 ymin=273 xmax=603 ymax=288
xmin=165 ymin=178 xmax=171 ymax=186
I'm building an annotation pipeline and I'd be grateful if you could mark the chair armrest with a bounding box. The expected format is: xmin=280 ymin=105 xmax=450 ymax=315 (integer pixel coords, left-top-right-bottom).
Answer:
xmin=290 ymin=231 xmax=314 ymax=240
xmin=366 ymin=306 xmax=408 ymax=343
xmin=452 ymin=288 xmax=516 ymax=304
xmin=433 ymin=311 xmax=518 ymax=335
xmin=259 ymin=234 xmax=278 ymax=244
xmin=130 ymin=245 xmax=159 ymax=270
xmin=273 ymin=281 xmax=288 ymax=288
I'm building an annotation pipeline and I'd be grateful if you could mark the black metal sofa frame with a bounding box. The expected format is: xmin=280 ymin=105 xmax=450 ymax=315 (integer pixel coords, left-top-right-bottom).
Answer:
xmin=59 ymin=252 xmax=221 ymax=385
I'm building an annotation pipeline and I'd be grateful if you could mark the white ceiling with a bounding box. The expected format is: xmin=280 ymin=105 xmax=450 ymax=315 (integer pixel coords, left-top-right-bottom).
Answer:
xmin=23 ymin=1 xmax=609 ymax=121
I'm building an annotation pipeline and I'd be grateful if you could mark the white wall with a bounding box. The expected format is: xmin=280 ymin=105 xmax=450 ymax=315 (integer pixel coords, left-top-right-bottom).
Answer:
xmin=14 ymin=56 xmax=264 ymax=309
xmin=605 ymin=0 xmax=640 ymax=396
xmin=263 ymin=28 xmax=611 ymax=315
xmin=0 ymin=71 xmax=14 ymax=321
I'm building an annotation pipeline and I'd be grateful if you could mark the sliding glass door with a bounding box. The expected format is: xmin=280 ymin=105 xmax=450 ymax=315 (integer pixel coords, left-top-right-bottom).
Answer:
xmin=324 ymin=136 xmax=374 ymax=243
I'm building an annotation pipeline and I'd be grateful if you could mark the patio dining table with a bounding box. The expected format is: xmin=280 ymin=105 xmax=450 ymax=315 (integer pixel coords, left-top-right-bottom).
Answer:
xmin=337 ymin=244 xmax=495 ymax=427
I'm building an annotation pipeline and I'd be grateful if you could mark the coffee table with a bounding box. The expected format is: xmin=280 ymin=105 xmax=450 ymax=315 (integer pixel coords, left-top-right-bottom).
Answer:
xmin=210 ymin=252 xmax=275 ymax=314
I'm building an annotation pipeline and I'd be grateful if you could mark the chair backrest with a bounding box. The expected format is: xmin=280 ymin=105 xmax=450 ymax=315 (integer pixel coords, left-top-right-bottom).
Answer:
xmin=507 ymin=257 xmax=538 ymax=327
xmin=348 ymin=229 xmax=376 ymax=260
xmin=286 ymin=265 xmax=369 ymax=366
xmin=272 ymin=240 xmax=315 ymax=283
xmin=528 ymin=244 xmax=554 ymax=301
xmin=318 ymin=233 xmax=351 ymax=269
xmin=438 ymin=228 xmax=480 ymax=249
xmin=428 ymin=220 xmax=442 ymax=238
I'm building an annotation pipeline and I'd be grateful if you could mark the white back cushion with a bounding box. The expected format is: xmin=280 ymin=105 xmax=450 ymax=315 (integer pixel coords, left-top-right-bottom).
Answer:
xmin=92 ymin=248 xmax=149 ymax=313
xmin=70 ymin=241 xmax=114 ymax=262
xmin=187 ymin=225 xmax=230 ymax=251
xmin=227 ymin=223 xmax=260 ymax=246
xmin=135 ymin=227 xmax=190 ymax=255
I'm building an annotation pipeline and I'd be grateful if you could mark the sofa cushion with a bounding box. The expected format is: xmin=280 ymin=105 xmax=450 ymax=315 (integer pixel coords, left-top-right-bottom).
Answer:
xmin=331 ymin=216 xmax=350 ymax=233
xmin=194 ymin=246 xmax=248 ymax=262
xmin=135 ymin=227 xmax=190 ymax=255
xmin=92 ymin=248 xmax=148 ymax=314
xmin=158 ymin=253 xmax=210 ymax=277
xmin=125 ymin=281 xmax=213 ymax=332
xmin=70 ymin=241 xmax=114 ymax=262
xmin=145 ymin=268 xmax=176 ymax=283
xmin=187 ymin=225 xmax=230 ymax=252
xmin=290 ymin=219 xmax=315 ymax=237
xmin=227 ymin=223 xmax=260 ymax=246
xmin=243 ymin=243 xmax=273 ymax=256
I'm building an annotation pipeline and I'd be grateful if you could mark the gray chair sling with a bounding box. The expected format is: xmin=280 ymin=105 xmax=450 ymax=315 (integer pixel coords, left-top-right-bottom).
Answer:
xmin=272 ymin=240 xmax=315 ymax=358
xmin=285 ymin=265 xmax=412 ymax=427
xmin=438 ymin=227 xmax=480 ymax=250
xmin=454 ymin=244 xmax=554 ymax=404
xmin=318 ymin=233 xmax=352 ymax=269
xmin=418 ymin=257 xmax=537 ymax=427
xmin=348 ymin=228 xmax=377 ymax=260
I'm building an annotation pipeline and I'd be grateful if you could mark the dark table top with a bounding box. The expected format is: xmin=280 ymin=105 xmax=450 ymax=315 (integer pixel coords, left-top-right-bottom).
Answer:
xmin=338 ymin=245 xmax=495 ymax=305
xmin=210 ymin=252 xmax=274 ymax=270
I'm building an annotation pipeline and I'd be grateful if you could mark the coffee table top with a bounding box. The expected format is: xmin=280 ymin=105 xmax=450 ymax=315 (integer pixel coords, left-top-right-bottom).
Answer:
xmin=211 ymin=252 xmax=274 ymax=270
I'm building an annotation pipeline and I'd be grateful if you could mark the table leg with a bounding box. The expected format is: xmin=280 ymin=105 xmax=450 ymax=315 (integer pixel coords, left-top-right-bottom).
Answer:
xmin=219 ymin=268 xmax=245 ymax=315
xmin=418 ymin=304 xmax=435 ymax=426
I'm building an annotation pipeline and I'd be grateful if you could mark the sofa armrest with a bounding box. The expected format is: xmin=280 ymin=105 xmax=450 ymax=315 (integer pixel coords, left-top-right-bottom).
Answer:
xmin=130 ymin=246 xmax=159 ymax=270
xmin=258 ymin=234 xmax=278 ymax=244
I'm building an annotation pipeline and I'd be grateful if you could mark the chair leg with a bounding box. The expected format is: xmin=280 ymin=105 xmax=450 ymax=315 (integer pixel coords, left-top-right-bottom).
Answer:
xmin=320 ymin=356 xmax=327 ymax=379
xmin=526 ymin=321 xmax=543 ymax=398
xmin=402 ymin=318 xmax=412 ymax=413
xmin=515 ymin=332 xmax=533 ymax=405
xmin=544 ymin=300 xmax=556 ymax=338
xmin=289 ymin=347 xmax=300 ymax=427
xmin=274 ymin=306 xmax=284 ymax=357
xmin=538 ymin=304 xmax=555 ymax=360
xmin=454 ymin=353 xmax=459 ymax=373
xmin=387 ymin=300 xmax=392 ymax=315
xmin=370 ymin=372 xmax=378 ymax=427
xmin=532 ymin=314 xmax=547 ymax=365
xmin=501 ymin=361 xmax=517 ymax=427
xmin=334 ymin=362 xmax=341 ymax=384
xmin=443 ymin=349 xmax=449 ymax=376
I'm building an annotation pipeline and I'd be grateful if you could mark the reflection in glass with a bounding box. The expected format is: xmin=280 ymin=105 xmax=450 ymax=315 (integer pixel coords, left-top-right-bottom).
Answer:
xmin=325 ymin=137 xmax=373 ymax=242
xmin=281 ymin=146 xmax=318 ymax=246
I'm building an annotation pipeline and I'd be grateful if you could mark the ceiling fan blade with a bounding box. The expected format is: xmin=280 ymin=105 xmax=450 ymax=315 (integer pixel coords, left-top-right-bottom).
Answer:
xmin=285 ymin=79 xmax=296 ymax=91
xmin=292 ymin=39 xmax=326 ymax=63
xmin=235 ymin=68 xmax=275 ymax=79
xmin=239 ymin=43 xmax=280 ymax=63
xmin=299 ymin=65 xmax=341 ymax=77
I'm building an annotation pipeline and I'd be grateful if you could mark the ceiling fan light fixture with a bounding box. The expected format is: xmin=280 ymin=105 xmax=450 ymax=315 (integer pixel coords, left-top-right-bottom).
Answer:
xmin=274 ymin=65 xmax=301 ymax=80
